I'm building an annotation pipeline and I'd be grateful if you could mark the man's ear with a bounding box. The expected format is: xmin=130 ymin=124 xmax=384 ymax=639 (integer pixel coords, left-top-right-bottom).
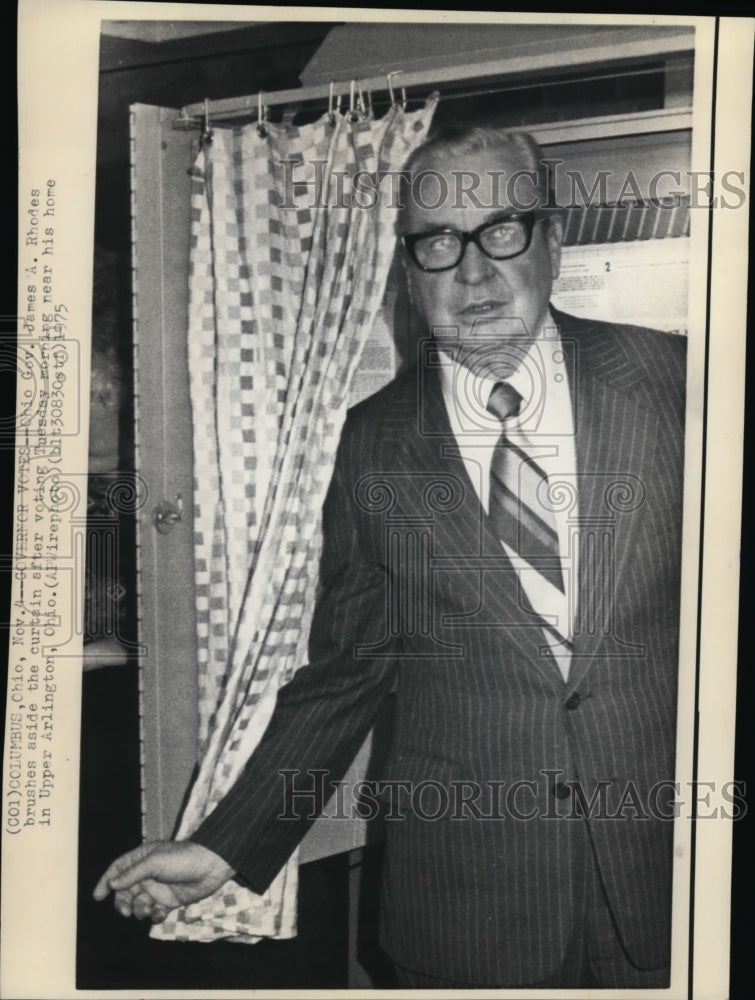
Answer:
xmin=546 ymin=213 xmax=564 ymax=280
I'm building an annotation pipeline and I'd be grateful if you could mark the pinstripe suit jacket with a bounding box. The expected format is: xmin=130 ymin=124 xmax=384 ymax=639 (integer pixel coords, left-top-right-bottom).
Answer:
xmin=195 ymin=308 xmax=686 ymax=985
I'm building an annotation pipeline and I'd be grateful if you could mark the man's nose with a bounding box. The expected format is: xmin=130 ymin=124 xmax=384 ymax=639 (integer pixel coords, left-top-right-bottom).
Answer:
xmin=455 ymin=240 xmax=497 ymax=284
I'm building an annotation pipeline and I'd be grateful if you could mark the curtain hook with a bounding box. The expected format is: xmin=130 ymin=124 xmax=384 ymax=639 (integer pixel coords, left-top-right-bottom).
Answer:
xmin=328 ymin=81 xmax=336 ymax=126
xmin=386 ymin=70 xmax=401 ymax=109
xmin=401 ymin=86 xmax=408 ymax=111
xmin=202 ymin=98 xmax=214 ymax=145
xmin=257 ymin=90 xmax=268 ymax=138
xmin=357 ymin=80 xmax=365 ymax=118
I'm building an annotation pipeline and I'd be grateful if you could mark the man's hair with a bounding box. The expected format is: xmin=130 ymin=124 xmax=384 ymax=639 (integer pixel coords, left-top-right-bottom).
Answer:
xmin=397 ymin=123 xmax=556 ymax=231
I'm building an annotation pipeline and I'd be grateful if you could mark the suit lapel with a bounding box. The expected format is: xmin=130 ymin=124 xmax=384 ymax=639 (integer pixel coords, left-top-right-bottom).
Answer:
xmin=385 ymin=356 xmax=564 ymax=688
xmin=555 ymin=311 xmax=659 ymax=692
xmin=380 ymin=317 xmax=658 ymax=691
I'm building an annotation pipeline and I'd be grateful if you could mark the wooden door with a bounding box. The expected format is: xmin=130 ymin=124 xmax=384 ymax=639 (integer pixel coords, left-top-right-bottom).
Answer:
xmin=130 ymin=104 xmax=199 ymax=840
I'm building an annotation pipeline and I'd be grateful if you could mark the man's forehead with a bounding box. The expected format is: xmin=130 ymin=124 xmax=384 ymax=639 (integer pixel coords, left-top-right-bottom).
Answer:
xmin=405 ymin=146 xmax=540 ymax=221
xmin=411 ymin=144 xmax=527 ymax=177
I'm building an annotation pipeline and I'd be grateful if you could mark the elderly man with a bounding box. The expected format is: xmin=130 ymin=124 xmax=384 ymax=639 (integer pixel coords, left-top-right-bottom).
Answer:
xmin=95 ymin=125 xmax=685 ymax=989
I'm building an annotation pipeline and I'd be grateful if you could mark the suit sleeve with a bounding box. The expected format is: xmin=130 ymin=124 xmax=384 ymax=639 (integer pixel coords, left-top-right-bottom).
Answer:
xmin=191 ymin=420 xmax=398 ymax=893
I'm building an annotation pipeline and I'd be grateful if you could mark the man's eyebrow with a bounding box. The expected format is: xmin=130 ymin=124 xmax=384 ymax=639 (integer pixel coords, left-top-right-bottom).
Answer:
xmin=408 ymin=219 xmax=458 ymax=234
xmin=406 ymin=210 xmax=522 ymax=235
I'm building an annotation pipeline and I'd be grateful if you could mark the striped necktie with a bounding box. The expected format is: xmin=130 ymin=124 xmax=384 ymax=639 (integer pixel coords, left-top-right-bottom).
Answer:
xmin=486 ymin=381 xmax=564 ymax=595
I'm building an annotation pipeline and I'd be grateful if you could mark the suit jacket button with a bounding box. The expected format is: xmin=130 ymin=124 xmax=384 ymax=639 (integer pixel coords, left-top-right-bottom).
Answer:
xmin=553 ymin=782 xmax=571 ymax=799
xmin=565 ymin=692 xmax=581 ymax=710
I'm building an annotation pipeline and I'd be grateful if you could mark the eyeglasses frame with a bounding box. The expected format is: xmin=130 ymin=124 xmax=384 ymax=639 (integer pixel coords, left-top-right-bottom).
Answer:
xmin=402 ymin=210 xmax=551 ymax=273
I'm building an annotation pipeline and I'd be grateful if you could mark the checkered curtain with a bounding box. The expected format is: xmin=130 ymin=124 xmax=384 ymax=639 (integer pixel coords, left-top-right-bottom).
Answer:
xmin=151 ymin=100 xmax=437 ymax=944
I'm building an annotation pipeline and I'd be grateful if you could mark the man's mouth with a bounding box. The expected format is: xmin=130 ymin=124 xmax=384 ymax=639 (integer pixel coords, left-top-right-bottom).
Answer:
xmin=459 ymin=300 xmax=509 ymax=316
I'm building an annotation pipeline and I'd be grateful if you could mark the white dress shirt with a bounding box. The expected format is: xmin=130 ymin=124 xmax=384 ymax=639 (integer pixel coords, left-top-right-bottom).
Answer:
xmin=438 ymin=317 xmax=578 ymax=680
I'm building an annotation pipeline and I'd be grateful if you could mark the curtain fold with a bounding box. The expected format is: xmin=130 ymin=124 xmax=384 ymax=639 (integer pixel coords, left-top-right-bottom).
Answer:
xmin=151 ymin=99 xmax=437 ymax=943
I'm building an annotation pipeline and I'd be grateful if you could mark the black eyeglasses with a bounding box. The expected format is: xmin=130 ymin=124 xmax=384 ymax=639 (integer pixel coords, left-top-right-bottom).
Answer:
xmin=402 ymin=211 xmax=544 ymax=273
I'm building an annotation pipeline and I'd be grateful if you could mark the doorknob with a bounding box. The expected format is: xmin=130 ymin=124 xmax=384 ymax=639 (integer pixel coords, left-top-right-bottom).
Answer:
xmin=154 ymin=494 xmax=184 ymax=534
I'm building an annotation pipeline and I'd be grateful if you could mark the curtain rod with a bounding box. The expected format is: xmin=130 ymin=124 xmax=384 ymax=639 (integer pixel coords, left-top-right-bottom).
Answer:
xmin=175 ymin=32 xmax=693 ymax=129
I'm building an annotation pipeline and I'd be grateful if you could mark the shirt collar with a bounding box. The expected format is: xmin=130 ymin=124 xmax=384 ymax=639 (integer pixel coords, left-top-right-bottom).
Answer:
xmin=438 ymin=310 xmax=563 ymax=431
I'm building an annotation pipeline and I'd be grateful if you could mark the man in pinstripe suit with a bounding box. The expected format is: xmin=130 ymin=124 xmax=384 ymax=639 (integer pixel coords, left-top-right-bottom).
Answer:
xmin=96 ymin=125 xmax=686 ymax=988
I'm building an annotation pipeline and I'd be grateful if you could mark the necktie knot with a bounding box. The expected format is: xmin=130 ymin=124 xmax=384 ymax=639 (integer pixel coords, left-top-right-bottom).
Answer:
xmin=487 ymin=381 xmax=522 ymax=423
